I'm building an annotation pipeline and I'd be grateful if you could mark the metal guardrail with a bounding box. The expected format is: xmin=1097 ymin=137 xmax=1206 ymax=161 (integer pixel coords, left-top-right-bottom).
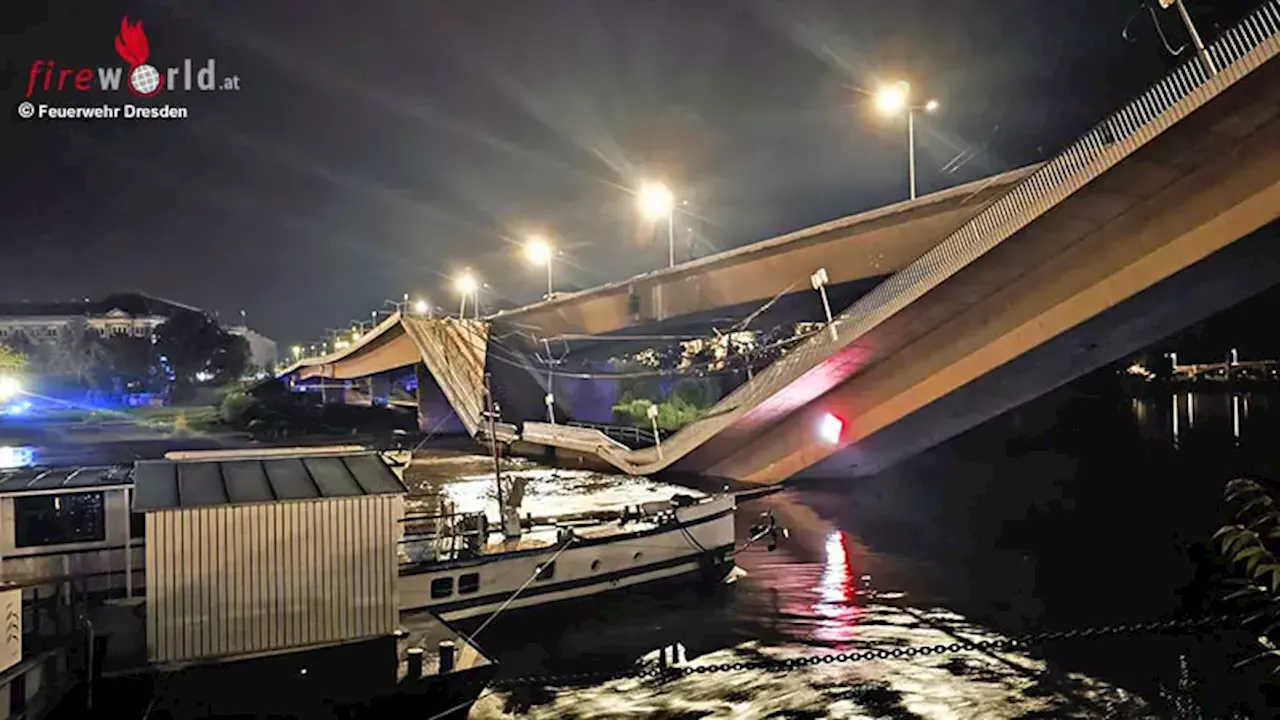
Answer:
xmin=591 ymin=1 xmax=1280 ymax=473
xmin=567 ymin=421 xmax=663 ymax=449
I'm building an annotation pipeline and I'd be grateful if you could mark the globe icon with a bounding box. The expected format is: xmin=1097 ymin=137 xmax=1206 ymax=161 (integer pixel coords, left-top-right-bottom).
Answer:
xmin=129 ymin=64 xmax=161 ymax=95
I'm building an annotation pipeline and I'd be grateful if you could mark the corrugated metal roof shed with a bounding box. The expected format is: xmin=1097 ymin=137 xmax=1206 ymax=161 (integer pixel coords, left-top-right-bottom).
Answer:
xmin=132 ymin=452 xmax=405 ymax=512
xmin=0 ymin=465 xmax=132 ymax=495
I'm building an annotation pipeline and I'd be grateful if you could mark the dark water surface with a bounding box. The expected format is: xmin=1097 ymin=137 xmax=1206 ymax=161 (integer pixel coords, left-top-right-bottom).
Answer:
xmin=12 ymin=386 xmax=1276 ymax=717
xmin=459 ymin=387 xmax=1280 ymax=719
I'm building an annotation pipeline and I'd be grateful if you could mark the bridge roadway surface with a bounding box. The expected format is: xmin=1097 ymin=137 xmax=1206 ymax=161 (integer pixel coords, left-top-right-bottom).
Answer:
xmin=283 ymin=2 xmax=1280 ymax=484
xmin=490 ymin=164 xmax=1037 ymax=339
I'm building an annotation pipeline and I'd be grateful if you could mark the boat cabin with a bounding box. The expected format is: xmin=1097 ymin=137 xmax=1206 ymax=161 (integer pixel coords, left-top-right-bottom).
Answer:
xmin=0 ymin=465 xmax=143 ymax=598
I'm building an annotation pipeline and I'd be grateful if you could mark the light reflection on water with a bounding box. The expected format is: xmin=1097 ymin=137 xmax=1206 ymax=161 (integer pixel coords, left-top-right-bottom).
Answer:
xmin=809 ymin=531 xmax=862 ymax=646
xmin=1140 ymin=390 xmax=1270 ymax=447
xmin=437 ymin=465 xmax=1156 ymax=719
xmin=403 ymin=454 xmax=706 ymax=521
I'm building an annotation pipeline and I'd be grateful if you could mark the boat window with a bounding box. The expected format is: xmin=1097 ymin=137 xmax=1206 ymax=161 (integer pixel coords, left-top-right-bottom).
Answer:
xmin=130 ymin=512 xmax=146 ymax=539
xmin=430 ymin=577 xmax=453 ymax=599
xmin=458 ymin=573 xmax=480 ymax=594
xmin=535 ymin=561 xmax=555 ymax=581
xmin=14 ymin=492 xmax=106 ymax=548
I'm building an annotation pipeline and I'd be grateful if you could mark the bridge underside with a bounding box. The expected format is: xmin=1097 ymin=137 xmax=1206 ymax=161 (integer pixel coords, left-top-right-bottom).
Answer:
xmin=281 ymin=8 xmax=1279 ymax=487
xmin=495 ymin=167 xmax=1037 ymax=338
xmin=284 ymin=317 xmax=492 ymax=436
xmin=522 ymin=26 xmax=1280 ymax=484
xmin=701 ymin=59 xmax=1280 ymax=483
xmin=795 ymin=221 xmax=1280 ymax=480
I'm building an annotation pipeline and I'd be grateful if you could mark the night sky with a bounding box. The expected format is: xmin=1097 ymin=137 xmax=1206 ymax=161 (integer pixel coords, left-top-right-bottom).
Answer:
xmin=0 ymin=0 xmax=1261 ymax=345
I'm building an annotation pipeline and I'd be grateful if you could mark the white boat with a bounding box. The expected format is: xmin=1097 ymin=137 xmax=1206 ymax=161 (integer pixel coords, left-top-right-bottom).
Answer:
xmin=398 ymin=492 xmax=738 ymax=624
xmin=0 ymin=448 xmax=765 ymax=627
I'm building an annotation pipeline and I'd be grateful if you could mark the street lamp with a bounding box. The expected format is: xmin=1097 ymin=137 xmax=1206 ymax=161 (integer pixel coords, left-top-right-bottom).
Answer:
xmin=638 ymin=181 xmax=676 ymax=267
xmin=873 ymin=81 xmax=939 ymax=200
xmin=524 ymin=235 xmax=555 ymax=299
xmin=454 ymin=271 xmax=479 ymax=318
xmin=291 ymin=345 xmax=302 ymax=360
xmin=413 ymin=299 xmax=429 ymax=315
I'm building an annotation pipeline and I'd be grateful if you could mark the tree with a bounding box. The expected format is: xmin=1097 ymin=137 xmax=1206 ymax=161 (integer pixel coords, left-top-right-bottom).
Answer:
xmin=0 ymin=345 xmax=25 ymax=374
xmin=155 ymin=310 xmax=226 ymax=392
xmin=1212 ymin=478 xmax=1280 ymax=676
xmin=101 ymin=334 xmax=160 ymax=392
xmin=1 ymin=330 xmax=35 ymax=359
xmin=32 ymin=319 xmax=106 ymax=387
xmin=209 ymin=334 xmax=250 ymax=383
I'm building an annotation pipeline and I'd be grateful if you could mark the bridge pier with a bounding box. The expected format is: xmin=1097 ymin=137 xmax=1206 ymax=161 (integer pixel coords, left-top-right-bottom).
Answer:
xmin=321 ymin=382 xmax=347 ymax=405
xmin=370 ymin=374 xmax=391 ymax=408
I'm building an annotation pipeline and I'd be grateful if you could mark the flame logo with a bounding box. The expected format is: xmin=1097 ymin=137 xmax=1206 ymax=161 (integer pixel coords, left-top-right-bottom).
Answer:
xmin=114 ymin=17 xmax=150 ymax=67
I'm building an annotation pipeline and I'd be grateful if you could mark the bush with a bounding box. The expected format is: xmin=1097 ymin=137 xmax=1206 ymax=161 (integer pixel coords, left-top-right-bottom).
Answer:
xmin=220 ymin=391 xmax=261 ymax=428
xmin=611 ymin=394 xmax=705 ymax=432
xmin=611 ymin=378 xmax=719 ymax=432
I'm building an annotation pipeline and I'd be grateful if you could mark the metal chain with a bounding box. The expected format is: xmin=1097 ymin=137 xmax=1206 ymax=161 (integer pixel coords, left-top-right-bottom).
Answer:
xmin=487 ymin=616 xmax=1231 ymax=689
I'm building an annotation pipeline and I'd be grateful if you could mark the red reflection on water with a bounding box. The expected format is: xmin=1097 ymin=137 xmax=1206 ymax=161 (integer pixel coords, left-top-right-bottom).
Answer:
xmin=811 ymin=530 xmax=863 ymax=644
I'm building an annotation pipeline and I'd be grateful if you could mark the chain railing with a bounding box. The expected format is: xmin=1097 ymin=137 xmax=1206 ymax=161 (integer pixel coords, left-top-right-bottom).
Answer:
xmin=583 ymin=0 xmax=1280 ymax=475
xmin=485 ymin=615 xmax=1230 ymax=689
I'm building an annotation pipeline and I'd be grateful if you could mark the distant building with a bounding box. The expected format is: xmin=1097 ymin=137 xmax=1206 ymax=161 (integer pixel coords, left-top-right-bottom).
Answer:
xmin=0 ymin=293 xmax=198 ymax=342
xmin=0 ymin=293 xmax=277 ymax=369
xmin=225 ymin=326 xmax=279 ymax=371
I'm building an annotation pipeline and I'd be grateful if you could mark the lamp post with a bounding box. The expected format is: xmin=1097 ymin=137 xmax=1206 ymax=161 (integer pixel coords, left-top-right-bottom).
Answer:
xmin=413 ymin=299 xmax=430 ymax=316
xmin=1158 ymin=0 xmax=1216 ymax=75
xmin=647 ymin=402 xmax=662 ymax=459
xmin=810 ymin=268 xmax=836 ymax=341
xmin=873 ymin=82 xmax=939 ymax=200
xmin=454 ymin=271 xmax=478 ymax=318
xmin=524 ymin=235 xmax=555 ymax=299
xmin=638 ymin=181 xmax=676 ymax=267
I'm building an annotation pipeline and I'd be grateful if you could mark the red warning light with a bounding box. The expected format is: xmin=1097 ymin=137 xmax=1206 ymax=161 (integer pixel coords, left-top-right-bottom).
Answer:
xmin=819 ymin=413 xmax=843 ymax=444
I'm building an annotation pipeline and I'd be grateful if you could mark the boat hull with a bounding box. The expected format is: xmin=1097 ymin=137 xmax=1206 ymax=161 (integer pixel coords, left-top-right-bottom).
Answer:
xmin=399 ymin=496 xmax=737 ymax=623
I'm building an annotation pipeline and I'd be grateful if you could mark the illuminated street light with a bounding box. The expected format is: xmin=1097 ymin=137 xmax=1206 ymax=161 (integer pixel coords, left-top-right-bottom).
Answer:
xmin=873 ymin=81 xmax=940 ymax=200
xmin=638 ymin=181 xmax=676 ymax=267
xmin=524 ymin=235 xmax=555 ymax=299
xmin=413 ymin=299 xmax=429 ymax=315
xmin=454 ymin=271 xmax=479 ymax=317
xmin=291 ymin=345 xmax=302 ymax=360
xmin=873 ymin=82 xmax=909 ymax=114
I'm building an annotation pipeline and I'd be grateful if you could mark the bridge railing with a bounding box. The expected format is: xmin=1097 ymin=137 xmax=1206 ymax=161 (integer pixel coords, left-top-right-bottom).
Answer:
xmin=567 ymin=420 xmax=664 ymax=449
xmin=615 ymin=1 xmax=1280 ymax=471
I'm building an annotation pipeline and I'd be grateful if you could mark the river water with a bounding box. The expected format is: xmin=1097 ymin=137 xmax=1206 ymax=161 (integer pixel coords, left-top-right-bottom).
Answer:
xmin=6 ymin=385 xmax=1273 ymax=717
xmin=408 ymin=386 xmax=1280 ymax=719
